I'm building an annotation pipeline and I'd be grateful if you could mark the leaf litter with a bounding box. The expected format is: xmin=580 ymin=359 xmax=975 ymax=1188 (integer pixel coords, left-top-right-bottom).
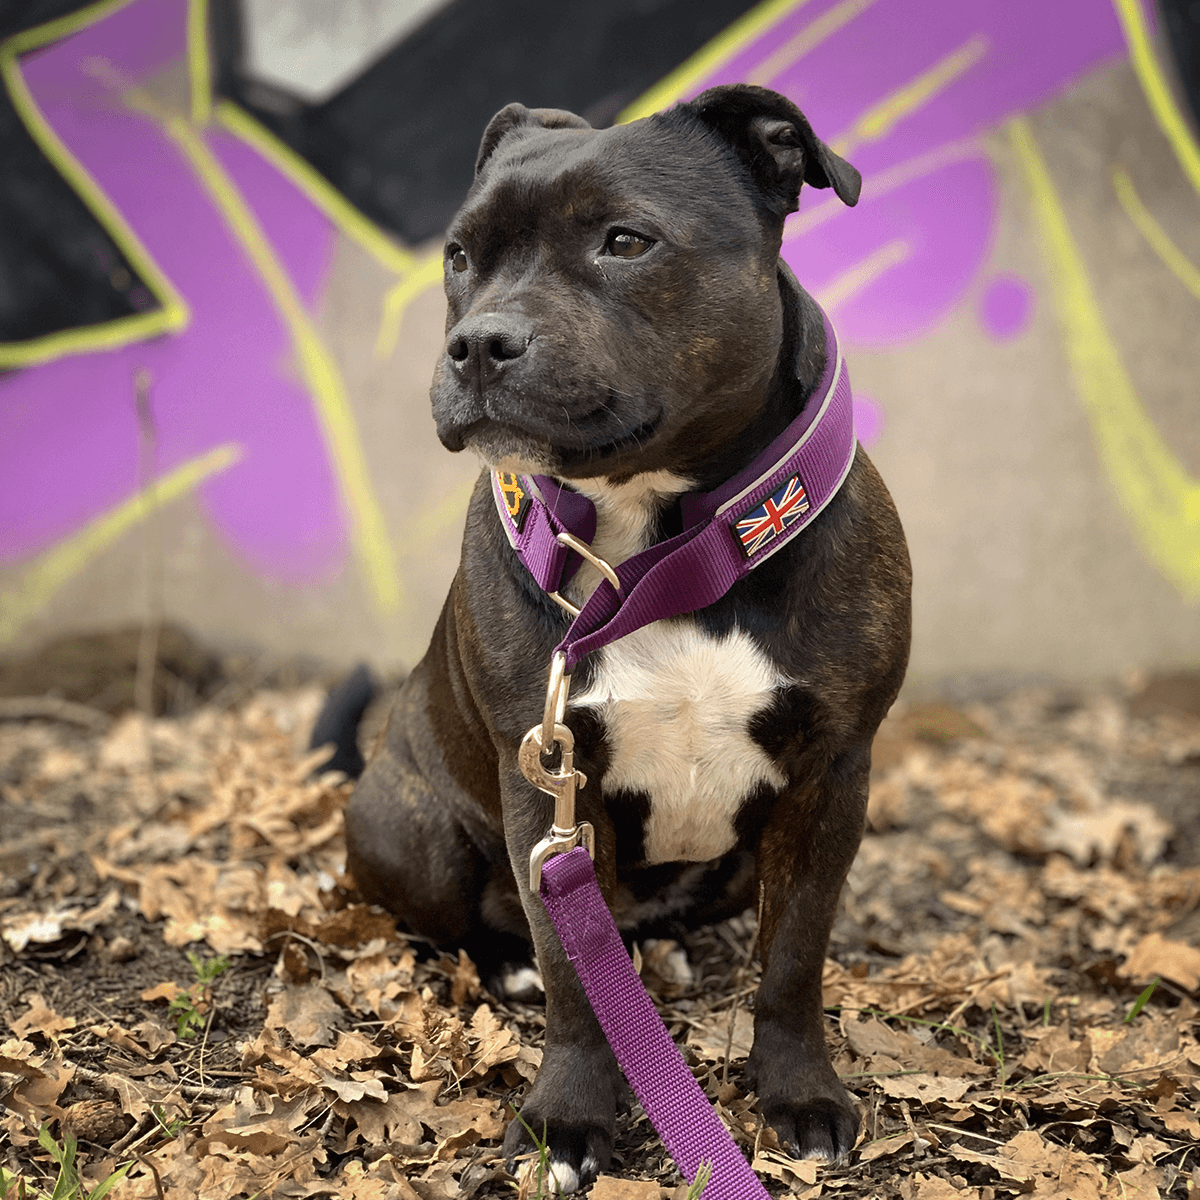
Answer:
xmin=0 ymin=669 xmax=1197 ymax=1198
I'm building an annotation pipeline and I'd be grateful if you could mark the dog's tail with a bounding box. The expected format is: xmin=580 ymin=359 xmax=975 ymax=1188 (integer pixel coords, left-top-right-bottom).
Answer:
xmin=309 ymin=663 xmax=375 ymax=778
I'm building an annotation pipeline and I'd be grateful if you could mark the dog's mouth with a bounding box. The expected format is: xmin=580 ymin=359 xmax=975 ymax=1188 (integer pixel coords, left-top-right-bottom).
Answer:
xmin=554 ymin=408 xmax=663 ymax=471
xmin=451 ymin=395 xmax=664 ymax=475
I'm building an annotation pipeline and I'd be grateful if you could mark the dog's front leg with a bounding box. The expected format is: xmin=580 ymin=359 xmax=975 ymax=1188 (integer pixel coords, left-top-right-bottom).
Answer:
xmin=498 ymin=763 xmax=621 ymax=1193
xmin=745 ymin=757 xmax=869 ymax=1162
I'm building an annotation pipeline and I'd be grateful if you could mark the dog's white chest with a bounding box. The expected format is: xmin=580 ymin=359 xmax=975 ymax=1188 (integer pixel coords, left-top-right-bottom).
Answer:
xmin=572 ymin=622 xmax=787 ymax=864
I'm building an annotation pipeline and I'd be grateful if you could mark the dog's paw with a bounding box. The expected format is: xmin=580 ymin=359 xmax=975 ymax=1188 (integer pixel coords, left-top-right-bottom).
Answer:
xmin=759 ymin=1095 xmax=859 ymax=1162
xmin=495 ymin=963 xmax=543 ymax=1003
xmin=503 ymin=1115 xmax=611 ymax=1194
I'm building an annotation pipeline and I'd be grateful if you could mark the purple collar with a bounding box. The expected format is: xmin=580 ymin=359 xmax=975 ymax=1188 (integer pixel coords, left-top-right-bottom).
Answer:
xmin=491 ymin=310 xmax=856 ymax=672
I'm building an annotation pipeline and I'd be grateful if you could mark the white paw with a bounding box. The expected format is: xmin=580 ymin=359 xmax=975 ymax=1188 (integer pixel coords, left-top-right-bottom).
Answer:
xmin=642 ymin=938 xmax=695 ymax=986
xmin=517 ymin=1156 xmax=587 ymax=1195
xmin=500 ymin=965 xmax=544 ymax=1001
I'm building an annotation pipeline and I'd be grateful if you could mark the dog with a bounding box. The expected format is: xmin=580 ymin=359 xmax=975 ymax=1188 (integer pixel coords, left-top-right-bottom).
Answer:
xmin=342 ymin=84 xmax=911 ymax=1190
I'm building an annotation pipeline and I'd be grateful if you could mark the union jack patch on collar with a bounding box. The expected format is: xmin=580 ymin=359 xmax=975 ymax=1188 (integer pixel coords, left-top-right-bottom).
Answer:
xmin=734 ymin=473 xmax=810 ymax=558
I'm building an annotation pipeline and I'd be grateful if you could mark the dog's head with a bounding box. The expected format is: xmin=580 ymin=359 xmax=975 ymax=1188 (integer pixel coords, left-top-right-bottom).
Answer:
xmin=430 ymin=85 xmax=859 ymax=481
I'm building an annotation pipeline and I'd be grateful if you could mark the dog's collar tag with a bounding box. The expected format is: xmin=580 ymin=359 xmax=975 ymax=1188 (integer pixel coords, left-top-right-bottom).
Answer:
xmin=493 ymin=308 xmax=855 ymax=673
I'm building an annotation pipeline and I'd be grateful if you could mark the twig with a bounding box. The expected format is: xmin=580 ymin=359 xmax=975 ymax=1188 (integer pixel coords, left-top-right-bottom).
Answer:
xmin=134 ymin=366 xmax=162 ymax=805
xmin=924 ymin=1122 xmax=1006 ymax=1146
xmin=0 ymin=697 xmax=113 ymax=731
xmin=109 ymin=1112 xmax=155 ymax=1156
xmin=721 ymin=886 xmax=764 ymax=1085
xmin=196 ymin=1007 xmax=215 ymax=1089
xmin=264 ymin=928 xmax=330 ymax=983
xmin=135 ymin=1152 xmax=167 ymax=1200
xmin=68 ymin=1060 xmax=237 ymax=1102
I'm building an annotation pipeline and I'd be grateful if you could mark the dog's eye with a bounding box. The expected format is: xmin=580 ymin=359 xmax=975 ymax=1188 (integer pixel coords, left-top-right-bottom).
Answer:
xmin=447 ymin=244 xmax=468 ymax=273
xmin=605 ymin=229 xmax=655 ymax=259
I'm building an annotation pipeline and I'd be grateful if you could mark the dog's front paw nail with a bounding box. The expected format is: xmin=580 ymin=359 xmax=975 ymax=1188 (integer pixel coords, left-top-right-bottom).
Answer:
xmin=761 ymin=1097 xmax=859 ymax=1163
xmin=503 ymin=1118 xmax=610 ymax=1194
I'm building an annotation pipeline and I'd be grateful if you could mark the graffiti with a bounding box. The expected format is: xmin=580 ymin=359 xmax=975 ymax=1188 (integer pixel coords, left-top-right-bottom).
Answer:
xmin=979 ymin=276 xmax=1035 ymax=342
xmin=676 ymin=0 xmax=1126 ymax=345
xmin=1011 ymin=115 xmax=1200 ymax=599
xmin=0 ymin=0 xmax=398 ymax=625
xmin=0 ymin=0 xmax=1196 ymax=653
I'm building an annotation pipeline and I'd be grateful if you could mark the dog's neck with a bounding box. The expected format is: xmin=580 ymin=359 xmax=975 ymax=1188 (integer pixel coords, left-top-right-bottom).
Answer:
xmin=563 ymin=470 xmax=693 ymax=606
xmin=560 ymin=272 xmax=828 ymax=603
xmin=686 ymin=268 xmax=827 ymax=495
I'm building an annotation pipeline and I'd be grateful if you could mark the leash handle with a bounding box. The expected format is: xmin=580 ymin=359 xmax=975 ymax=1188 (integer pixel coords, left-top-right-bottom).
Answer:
xmin=540 ymin=848 xmax=772 ymax=1200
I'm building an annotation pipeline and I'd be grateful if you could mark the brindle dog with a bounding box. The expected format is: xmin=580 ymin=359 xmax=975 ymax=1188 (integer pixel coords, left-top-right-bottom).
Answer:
xmin=343 ymin=84 xmax=911 ymax=1190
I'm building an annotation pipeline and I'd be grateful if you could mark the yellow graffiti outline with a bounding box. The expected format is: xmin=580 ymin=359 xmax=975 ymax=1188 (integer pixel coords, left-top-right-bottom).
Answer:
xmin=0 ymin=0 xmax=190 ymax=369
xmin=832 ymin=35 xmax=989 ymax=158
xmin=618 ymin=0 xmax=815 ymax=122
xmin=210 ymin=99 xmax=419 ymax=277
xmin=389 ymin=476 xmax=478 ymax=561
xmin=104 ymin=72 xmax=402 ymax=615
xmin=746 ymin=0 xmax=880 ymax=88
xmin=197 ymin=98 xmax=444 ymax=360
xmin=813 ymin=238 xmax=912 ymax=312
xmin=375 ymin=254 xmax=447 ymax=361
xmin=184 ymin=3 xmax=443 ymax=417
xmin=0 ymin=444 xmax=241 ymax=647
xmin=1010 ymin=116 xmax=1200 ymax=599
xmin=1111 ymin=0 xmax=1200 ymax=198
xmin=187 ymin=0 xmax=211 ymax=125
xmin=784 ymin=138 xmax=983 ymax=241
xmin=1112 ymin=167 xmax=1200 ymax=303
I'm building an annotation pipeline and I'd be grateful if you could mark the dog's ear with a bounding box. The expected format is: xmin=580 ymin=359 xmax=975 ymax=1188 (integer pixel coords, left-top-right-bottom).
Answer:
xmin=683 ymin=85 xmax=860 ymax=217
xmin=475 ymin=103 xmax=592 ymax=174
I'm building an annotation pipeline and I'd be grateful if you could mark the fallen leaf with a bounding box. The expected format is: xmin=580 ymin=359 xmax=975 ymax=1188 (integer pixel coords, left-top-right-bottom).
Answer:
xmin=262 ymin=983 xmax=344 ymax=1047
xmin=878 ymin=1074 xmax=974 ymax=1103
xmin=1120 ymin=932 xmax=1200 ymax=991
xmin=590 ymin=1178 xmax=664 ymax=1200
xmin=11 ymin=993 xmax=76 ymax=1041
xmin=859 ymin=1132 xmax=914 ymax=1162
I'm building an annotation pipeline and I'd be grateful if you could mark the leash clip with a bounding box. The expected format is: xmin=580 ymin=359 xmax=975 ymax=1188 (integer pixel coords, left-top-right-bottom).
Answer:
xmin=521 ymin=653 xmax=594 ymax=890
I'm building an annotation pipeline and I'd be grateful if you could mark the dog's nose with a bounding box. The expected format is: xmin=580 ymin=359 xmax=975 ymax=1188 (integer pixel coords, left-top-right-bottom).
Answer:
xmin=445 ymin=313 xmax=531 ymax=386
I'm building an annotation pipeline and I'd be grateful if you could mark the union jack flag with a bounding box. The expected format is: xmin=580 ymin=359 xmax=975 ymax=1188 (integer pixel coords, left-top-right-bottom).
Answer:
xmin=734 ymin=474 xmax=810 ymax=557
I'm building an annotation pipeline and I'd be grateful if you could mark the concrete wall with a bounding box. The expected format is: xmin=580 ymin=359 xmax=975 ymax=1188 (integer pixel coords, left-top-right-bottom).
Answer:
xmin=2 ymin=0 xmax=1198 ymax=685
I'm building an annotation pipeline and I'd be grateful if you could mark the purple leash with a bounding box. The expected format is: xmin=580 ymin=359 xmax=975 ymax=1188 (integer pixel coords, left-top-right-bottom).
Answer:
xmin=514 ymin=306 xmax=857 ymax=1198
xmin=540 ymin=848 xmax=770 ymax=1200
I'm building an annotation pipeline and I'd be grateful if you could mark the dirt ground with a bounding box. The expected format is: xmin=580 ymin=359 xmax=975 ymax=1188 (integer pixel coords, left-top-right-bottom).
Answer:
xmin=1 ymin=645 xmax=1198 ymax=1199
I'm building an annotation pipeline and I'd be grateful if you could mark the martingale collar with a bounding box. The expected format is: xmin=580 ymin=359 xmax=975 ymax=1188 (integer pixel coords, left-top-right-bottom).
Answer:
xmin=490 ymin=308 xmax=856 ymax=672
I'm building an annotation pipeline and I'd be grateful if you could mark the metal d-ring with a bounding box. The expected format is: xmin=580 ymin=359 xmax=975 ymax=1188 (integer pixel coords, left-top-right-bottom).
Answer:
xmin=555 ymin=529 xmax=621 ymax=591
xmin=547 ymin=590 xmax=581 ymax=617
xmin=541 ymin=651 xmax=570 ymax=750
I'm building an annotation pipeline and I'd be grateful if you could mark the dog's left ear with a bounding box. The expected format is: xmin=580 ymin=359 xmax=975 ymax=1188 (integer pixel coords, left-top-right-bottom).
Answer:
xmin=683 ymin=85 xmax=860 ymax=217
xmin=476 ymin=103 xmax=592 ymax=174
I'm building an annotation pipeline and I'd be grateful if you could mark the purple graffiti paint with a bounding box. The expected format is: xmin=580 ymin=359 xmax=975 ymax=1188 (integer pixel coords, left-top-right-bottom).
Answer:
xmin=791 ymin=153 xmax=996 ymax=344
xmin=980 ymin=274 xmax=1035 ymax=340
xmin=696 ymin=0 xmax=1126 ymax=347
xmin=853 ymin=395 xmax=884 ymax=448
xmin=1 ymin=0 xmax=343 ymax=581
xmin=2 ymin=0 xmax=1135 ymax=586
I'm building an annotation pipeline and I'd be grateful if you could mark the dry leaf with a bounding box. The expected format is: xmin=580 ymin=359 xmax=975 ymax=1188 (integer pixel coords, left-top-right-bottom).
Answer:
xmin=859 ymin=1132 xmax=914 ymax=1162
xmin=1120 ymin=932 xmax=1200 ymax=991
xmin=11 ymin=992 xmax=76 ymax=1041
xmin=590 ymin=1178 xmax=665 ymax=1200
xmin=262 ymin=983 xmax=344 ymax=1047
